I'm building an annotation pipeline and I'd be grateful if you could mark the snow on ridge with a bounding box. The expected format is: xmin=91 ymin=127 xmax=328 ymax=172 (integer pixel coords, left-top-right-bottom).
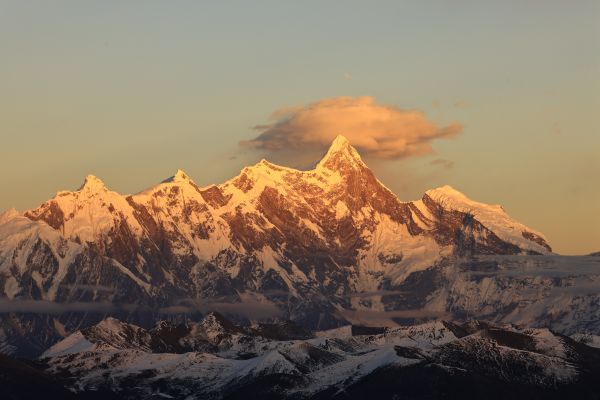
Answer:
xmin=0 ymin=208 xmax=20 ymax=225
xmin=0 ymin=214 xmax=82 ymax=300
xmin=42 ymin=331 xmax=96 ymax=358
xmin=571 ymin=333 xmax=600 ymax=348
xmin=425 ymin=185 xmax=550 ymax=254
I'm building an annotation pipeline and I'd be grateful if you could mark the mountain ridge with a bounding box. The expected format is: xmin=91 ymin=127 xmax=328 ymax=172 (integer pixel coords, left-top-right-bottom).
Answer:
xmin=15 ymin=134 xmax=552 ymax=253
xmin=34 ymin=313 xmax=600 ymax=400
xmin=4 ymin=136 xmax=599 ymax=360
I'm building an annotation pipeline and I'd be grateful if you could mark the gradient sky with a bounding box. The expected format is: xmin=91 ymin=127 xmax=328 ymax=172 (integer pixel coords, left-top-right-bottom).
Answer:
xmin=0 ymin=1 xmax=598 ymax=254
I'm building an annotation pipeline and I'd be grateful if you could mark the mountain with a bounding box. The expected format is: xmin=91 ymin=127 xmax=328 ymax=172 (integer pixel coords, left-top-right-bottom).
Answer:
xmin=37 ymin=314 xmax=600 ymax=399
xmin=2 ymin=135 xmax=599 ymax=359
xmin=41 ymin=311 xmax=309 ymax=358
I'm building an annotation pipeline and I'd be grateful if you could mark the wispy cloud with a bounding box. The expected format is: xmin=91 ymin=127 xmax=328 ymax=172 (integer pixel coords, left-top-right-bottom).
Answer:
xmin=0 ymin=300 xmax=140 ymax=314
xmin=452 ymin=100 xmax=469 ymax=109
xmin=429 ymin=158 xmax=455 ymax=169
xmin=337 ymin=308 xmax=451 ymax=327
xmin=158 ymin=294 xmax=284 ymax=319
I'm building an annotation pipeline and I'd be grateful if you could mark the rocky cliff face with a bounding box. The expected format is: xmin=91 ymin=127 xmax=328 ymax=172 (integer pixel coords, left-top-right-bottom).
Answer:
xmin=3 ymin=135 xmax=590 ymax=358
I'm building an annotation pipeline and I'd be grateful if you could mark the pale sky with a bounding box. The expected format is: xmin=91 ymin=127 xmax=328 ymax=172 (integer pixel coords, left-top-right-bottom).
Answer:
xmin=0 ymin=1 xmax=598 ymax=254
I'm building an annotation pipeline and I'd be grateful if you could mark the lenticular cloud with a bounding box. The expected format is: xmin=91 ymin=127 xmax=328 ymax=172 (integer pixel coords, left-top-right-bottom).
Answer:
xmin=244 ymin=96 xmax=462 ymax=159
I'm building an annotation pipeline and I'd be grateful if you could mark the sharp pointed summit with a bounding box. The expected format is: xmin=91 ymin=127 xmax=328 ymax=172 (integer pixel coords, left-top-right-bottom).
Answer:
xmin=78 ymin=175 xmax=106 ymax=192
xmin=329 ymin=134 xmax=352 ymax=150
xmin=316 ymin=135 xmax=366 ymax=171
xmin=162 ymin=169 xmax=192 ymax=184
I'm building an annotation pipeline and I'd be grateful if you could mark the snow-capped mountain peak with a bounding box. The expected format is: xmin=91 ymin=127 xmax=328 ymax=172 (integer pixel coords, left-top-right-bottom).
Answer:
xmin=424 ymin=184 xmax=551 ymax=253
xmin=162 ymin=169 xmax=193 ymax=184
xmin=316 ymin=135 xmax=367 ymax=172
xmin=23 ymin=173 xmax=144 ymax=244
xmin=77 ymin=174 xmax=106 ymax=193
xmin=427 ymin=184 xmax=466 ymax=200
